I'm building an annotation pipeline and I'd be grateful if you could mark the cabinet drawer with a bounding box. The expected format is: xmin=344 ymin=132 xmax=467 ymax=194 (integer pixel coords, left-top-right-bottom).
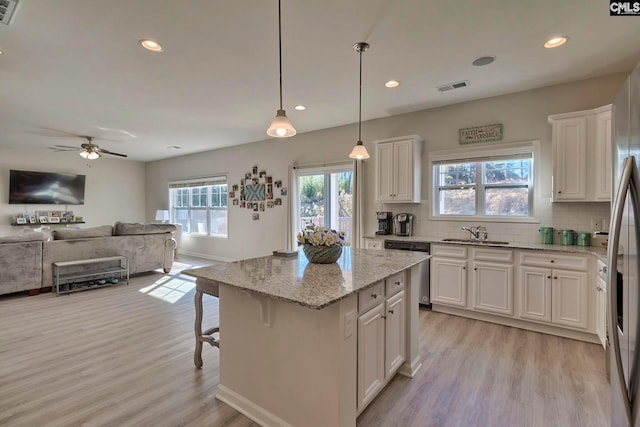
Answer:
xmin=385 ymin=272 xmax=405 ymax=297
xmin=431 ymin=244 xmax=467 ymax=258
xmin=471 ymin=247 xmax=513 ymax=263
xmin=359 ymin=281 xmax=385 ymax=314
xmin=518 ymin=251 xmax=589 ymax=271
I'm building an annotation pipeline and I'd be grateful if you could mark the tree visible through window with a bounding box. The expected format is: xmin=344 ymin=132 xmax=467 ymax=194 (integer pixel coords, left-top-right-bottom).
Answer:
xmin=434 ymin=154 xmax=532 ymax=217
xmin=298 ymin=168 xmax=353 ymax=245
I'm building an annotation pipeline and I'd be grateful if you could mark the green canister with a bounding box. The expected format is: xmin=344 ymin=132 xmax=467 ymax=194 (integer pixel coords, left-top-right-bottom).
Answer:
xmin=559 ymin=229 xmax=575 ymax=245
xmin=540 ymin=227 xmax=554 ymax=244
xmin=576 ymin=231 xmax=591 ymax=246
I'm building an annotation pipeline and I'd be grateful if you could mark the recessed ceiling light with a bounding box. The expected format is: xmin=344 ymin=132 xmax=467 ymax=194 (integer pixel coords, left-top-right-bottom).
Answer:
xmin=385 ymin=80 xmax=400 ymax=88
xmin=0 ymin=50 xmax=3 ymax=55
xmin=544 ymin=36 xmax=568 ymax=49
xmin=472 ymin=56 xmax=496 ymax=66
xmin=139 ymin=39 xmax=163 ymax=52
xmin=294 ymin=105 xmax=306 ymax=111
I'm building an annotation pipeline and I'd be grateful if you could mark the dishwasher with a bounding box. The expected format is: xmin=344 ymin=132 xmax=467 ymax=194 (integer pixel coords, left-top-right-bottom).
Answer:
xmin=384 ymin=240 xmax=430 ymax=309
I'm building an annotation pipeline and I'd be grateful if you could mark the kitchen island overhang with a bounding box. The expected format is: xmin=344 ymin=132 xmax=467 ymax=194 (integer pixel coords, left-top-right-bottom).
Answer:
xmin=184 ymin=248 xmax=430 ymax=427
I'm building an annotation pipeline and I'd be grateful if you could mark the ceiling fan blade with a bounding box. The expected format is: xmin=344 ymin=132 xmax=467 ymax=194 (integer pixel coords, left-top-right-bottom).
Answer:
xmin=97 ymin=148 xmax=128 ymax=158
xmin=52 ymin=145 xmax=80 ymax=149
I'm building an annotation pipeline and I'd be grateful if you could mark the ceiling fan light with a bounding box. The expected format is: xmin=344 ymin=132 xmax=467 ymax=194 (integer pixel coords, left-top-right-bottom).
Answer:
xmin=79 ymin=150 xmax=89 ymax=159
xmin=87 ymin=151 xmax=100 ymax=160
xmin=349 ymin=141 xmax=370 ymax=160
xmin=267 ymin=109 xmax=296 ymax=137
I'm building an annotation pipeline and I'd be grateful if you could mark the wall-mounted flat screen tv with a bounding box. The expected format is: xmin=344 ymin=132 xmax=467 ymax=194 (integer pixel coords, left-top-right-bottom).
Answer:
xmin=9 ymin=170 xmax=86 ymax=205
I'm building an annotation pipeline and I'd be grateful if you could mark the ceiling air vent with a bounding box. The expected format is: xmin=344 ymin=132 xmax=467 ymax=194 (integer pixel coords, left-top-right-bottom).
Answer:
xmin=0 ymin=0 xmax=19 ymax=25
xmin=437 ymin=80 xmax=470 ymax=92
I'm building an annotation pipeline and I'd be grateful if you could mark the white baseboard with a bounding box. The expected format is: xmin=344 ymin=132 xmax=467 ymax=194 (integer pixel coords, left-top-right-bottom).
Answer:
xmin=216 ymin=385 xmax=294 ymax=427
xmin=177 ymin=249 xmax=234 ymax=263
xmin=398 ymin=356 xmax=422 ymax=378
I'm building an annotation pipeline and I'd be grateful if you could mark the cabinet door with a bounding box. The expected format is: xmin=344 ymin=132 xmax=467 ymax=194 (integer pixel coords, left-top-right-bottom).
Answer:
xmin=375 ymin=142 xmax=394 ymax=202
xmin=357 ymin=304 xmax=385 ymax=411
xmin=518 ymin=266 xmax=552 ymax=322
xmin=594 ymin=109 xmax=612 ymax=201
xmin=553 ymin=116 xmax=587 ymax=201
xmin=385 ymin=290 xmax=405 ymax=378
xmin=552 ymin=269 xmax=589 ymax=329
xmin=596 ymin=276 xmax=607 ymax=349
xmin=430 ymin=257 xmax=467 ymax=307
xmin=472 ymin=261 xmax=513 ymax=315
xmin=392 ymin=139 xmax=414 ymax=202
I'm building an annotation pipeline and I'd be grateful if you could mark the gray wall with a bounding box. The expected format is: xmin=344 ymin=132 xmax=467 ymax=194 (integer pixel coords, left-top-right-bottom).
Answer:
xmin=147 ymin=72 xmax=626 ymax=260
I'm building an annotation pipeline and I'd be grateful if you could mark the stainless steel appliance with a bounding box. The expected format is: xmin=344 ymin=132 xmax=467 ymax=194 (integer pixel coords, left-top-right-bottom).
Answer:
xmin=384 ymin=240 xmax=430 ymax=308
xmin=609 ymin=60 xmax=640 ymax=427
xmin=375 ymin=211 xmax=393 ymax=235
xmin=393 ymin=213 xmax=414 ymax=236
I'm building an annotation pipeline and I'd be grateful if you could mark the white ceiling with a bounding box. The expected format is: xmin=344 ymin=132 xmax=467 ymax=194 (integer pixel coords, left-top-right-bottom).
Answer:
xmin=0 ymin=0 xmax=639 ymax=162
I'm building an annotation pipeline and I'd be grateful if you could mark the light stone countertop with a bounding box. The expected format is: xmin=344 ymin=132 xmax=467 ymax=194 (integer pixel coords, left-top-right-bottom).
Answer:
xmin=182 ymin=247 xmax=430 ymax=310
xmin=366 ymin=235 xmax=609 ymax=261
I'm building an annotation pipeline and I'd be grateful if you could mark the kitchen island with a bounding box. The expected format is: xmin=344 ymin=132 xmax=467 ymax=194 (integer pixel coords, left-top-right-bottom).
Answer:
xmin=183 ymin=247 xmax=430 ymax=427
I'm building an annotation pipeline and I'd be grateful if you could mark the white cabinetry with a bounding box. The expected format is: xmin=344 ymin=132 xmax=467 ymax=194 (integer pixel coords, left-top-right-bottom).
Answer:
xmin=374 ymin=135 xmax=423 ymax=203
xmin=548 ymin=104 xmax=612 ymax=202
xmin=595 ymin=259 xmax=607 ymax=349
xmin=430 ymin=244 xmax=467 ymax=307
xmin=357 ymin=273 xmax=406 ymax=412
xmin=517 ymin=251 xmax=590 ymax=330
xmin=471 ymin=248 xmax=514 ymax=316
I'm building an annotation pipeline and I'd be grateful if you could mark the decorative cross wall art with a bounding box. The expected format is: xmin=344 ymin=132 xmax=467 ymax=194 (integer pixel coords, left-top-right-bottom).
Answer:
xmin=230 ymin=165 xmax=287 ymax=220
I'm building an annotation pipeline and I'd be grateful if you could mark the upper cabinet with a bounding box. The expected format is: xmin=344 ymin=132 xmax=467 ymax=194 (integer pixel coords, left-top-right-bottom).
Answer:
xmin=374 ymin=135 xmax=423 ymax=203
xmin=548 ymin=105 xmax=612 ymax=202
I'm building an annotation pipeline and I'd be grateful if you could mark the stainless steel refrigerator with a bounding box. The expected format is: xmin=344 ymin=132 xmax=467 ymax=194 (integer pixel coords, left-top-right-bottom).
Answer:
xmin=609 ymin=60 xmax=640 ymax=427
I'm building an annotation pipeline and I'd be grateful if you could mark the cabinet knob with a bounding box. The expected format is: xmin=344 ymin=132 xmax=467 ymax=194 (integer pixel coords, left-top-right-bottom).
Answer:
xmin=550 ymin=260 xmax=555 ymax=263
xmin=554 ymin=276 xmax=558 ymax=280
xmin=388 ymin=309 xmax=394 ymax=314
xmin=463 ymin=266 xmax=466 ymax=270
xmin=473 ymin=267 xmax=477 ymax=271
xmin=558 ymin=191 xmax=562 ymax=194
xmin=381 ymin=315 xmax=387 ymax=319
xmin=547 ymin=276 xmax=551 ymax=279
xmin=371 ymin=293 xmax=378 ymax=299
xmin=395 ymin=281 xmax=401 ymax=286
xmin=597 ymin=286 xmax=603 ymax=292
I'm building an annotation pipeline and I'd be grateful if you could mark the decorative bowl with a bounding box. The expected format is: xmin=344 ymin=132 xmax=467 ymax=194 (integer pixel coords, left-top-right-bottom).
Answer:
xmin=302 ymin=244 xmax=342 ymax=264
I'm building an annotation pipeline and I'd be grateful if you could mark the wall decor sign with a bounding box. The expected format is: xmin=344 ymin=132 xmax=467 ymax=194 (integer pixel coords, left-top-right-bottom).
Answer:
xmin=459 ymin=123 xmax=503 ymax=145
xmin=230 ymin=165 xmax=286 ymax=220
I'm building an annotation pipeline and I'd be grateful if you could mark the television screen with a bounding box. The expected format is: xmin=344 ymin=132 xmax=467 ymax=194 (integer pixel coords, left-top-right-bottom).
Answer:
xmin=9 ymin=170 xmax=86 ymax=205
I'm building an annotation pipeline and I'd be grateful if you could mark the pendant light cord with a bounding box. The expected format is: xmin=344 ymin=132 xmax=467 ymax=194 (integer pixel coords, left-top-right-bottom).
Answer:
xmin=278 ymin=0 xmax=283 ymax=110
xmin=358 ymin=47 xmax=363 ymax=142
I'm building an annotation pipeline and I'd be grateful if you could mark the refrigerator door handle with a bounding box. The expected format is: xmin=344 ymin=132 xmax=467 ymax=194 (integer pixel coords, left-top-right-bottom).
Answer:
xmin=608 ymin=155 xmax=640 ymax=426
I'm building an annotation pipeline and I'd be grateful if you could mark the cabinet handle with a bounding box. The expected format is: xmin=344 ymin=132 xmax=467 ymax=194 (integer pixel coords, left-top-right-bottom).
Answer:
xmin=558 ymin=190 xmax=562 ymax=194
xmin=597 ymin=286 xmax=603 ymax=292
xmin=554 ymin=276 xmax=558 ymax=280
xmin=547 ymin=276 xmax=551 ymax=279
xmin=474 ymin=267 xmax=477 ymax=271
xmin=381 ymin=315 xmax=387 ymax=319
xmin=388 ymin=309 xmax=394 ymax=314
xmin=550 ymin=260 xmax=555 ymax=263
xmin=463 ymin=266 xmax=466 ymax=270
xmin=371 ymin=294 xmax=378 ymax=299
xmin=395 ymin=281 xmax=401 ymax=286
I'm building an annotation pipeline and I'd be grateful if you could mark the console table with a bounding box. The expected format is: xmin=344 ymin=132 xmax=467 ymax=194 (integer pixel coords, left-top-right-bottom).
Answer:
xmin=53 ymin=256 xmax=129 ymax=296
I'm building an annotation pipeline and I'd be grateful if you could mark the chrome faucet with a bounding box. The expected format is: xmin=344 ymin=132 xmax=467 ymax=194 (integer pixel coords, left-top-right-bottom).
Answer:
xmin=462 ymin=226 xmax=488 ymax=241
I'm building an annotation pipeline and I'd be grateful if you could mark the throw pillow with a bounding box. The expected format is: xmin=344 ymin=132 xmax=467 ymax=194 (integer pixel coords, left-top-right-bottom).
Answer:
xmin=52 ymin=225 xmax=114 ymax=240
xmin=114 ymin=221 xmax=176 ymax=236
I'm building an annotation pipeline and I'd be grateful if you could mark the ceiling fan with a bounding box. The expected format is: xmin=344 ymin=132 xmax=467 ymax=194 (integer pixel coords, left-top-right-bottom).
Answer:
xmin=51 ymin=136 xmax=128 ymax=159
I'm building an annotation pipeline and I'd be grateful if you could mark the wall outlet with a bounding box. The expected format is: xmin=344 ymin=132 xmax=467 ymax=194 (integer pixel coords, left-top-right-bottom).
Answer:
xmin=344 ymin=311 xmax=355 ymax=339
xmin=591 ymin=218 xmax=602 ymax=231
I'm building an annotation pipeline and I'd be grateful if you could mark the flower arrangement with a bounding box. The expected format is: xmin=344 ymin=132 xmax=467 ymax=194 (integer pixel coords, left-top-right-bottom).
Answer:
xmin=297 ymin=225 xmax=345 ymax=247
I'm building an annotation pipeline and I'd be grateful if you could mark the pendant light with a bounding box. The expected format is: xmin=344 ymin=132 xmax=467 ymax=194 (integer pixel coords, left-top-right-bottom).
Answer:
xmin=349 ymin=42 xmax=370 ymax=159
xmin=266 ymin=0 xmax=296 ymax=138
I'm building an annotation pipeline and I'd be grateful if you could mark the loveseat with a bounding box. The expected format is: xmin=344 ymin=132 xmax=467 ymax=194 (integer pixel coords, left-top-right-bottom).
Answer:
xmin=0 ymin=222 xmax=177 ymax=296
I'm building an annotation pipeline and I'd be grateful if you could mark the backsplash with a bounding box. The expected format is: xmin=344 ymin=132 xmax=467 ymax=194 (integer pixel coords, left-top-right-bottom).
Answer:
xmin=373 ymin=201 xmax=611 ymax=244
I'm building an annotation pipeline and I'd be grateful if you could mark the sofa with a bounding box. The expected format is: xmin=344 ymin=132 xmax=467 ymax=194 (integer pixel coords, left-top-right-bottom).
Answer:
xmin=0 ymin=222 xmax=177 ymax=296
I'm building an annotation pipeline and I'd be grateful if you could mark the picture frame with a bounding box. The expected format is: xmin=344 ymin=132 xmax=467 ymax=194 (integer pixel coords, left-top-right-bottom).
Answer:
xmin=28 ymin=216 xmax=37 ymax=224
xmin=275 ymin=180 xmax=282 ymax=188
xmin=252 ymin=213 xmax=259 ymax=221
xmin=245 ymin=173 xmax=252 ymax=180
xmin=232 ymin=184 xmax=239 ymax=191
xmin=252 ymin=166 xmax=258 ymax=175
xmin=74 ymin=216 xmax=84 ymax=222
xmin=39 ymin=216 xmax=48 ymax=223
xmin=48 ymin=216 xmax=60 ymax=223
xmin=16 ymin=217 xmax=27 ymax=224
xmin=259 ymin=171 xmax=266 ymax=179
xmin=275 ymin=198 xmax=282 ymax=206
xmin=232 ymin=199 xmax=239 ymax=206
xmin=280 ymin=187 xmax=288 ymax=196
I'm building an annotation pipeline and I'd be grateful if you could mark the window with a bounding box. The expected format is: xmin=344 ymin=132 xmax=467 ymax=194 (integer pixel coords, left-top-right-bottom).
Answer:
xmin=297 ymin=165 xmax=353 ymax=246
xmin=432 ymin=145 xmax=535 ymax=219
xmin=169 ymin=176 xmax=227 ymax=237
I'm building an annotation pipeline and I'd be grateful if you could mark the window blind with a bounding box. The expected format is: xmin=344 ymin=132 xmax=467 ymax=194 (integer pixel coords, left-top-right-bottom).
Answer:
xmin=168 ymin=175 xmax=227 ymax=189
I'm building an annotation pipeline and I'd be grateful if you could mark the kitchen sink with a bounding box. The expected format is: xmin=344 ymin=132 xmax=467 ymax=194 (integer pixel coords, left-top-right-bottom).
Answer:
xmin=441 ymin=238 xmax=509 ymax=245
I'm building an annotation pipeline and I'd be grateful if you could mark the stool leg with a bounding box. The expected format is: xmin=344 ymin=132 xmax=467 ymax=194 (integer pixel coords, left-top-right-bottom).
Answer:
xmin=194 ymin=289 xmax=204 ymax=369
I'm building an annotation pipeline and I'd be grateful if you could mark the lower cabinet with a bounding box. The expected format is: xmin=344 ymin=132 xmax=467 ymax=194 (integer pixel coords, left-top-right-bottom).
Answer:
xmin=430 ymin=245 xmax=468 ymax=307
xmin=357 ymin=273 xmax=406 ymax=412
xmin=471 ymin=248 xmax=514 ymax=316
xmin=517 ymin=251 xmax=590 ymax=330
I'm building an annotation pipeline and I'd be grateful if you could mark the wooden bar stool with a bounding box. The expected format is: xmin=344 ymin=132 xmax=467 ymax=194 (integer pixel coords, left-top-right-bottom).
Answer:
xmin=194 ymin=279 xmax=220 ymax=368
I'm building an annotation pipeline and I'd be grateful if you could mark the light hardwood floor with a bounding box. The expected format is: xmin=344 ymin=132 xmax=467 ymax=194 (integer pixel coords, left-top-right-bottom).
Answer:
xmin=0 ymin=257 xmax=609 ymax=427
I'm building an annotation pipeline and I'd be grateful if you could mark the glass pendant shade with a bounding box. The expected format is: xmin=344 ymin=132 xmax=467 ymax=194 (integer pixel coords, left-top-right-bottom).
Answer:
xmin=349 ymin=141 xmax=370 ymax=159
xmin=79 ymin=151 xmax=89 ymax=159
xmin=80 ymin=150 xmax=100 ymax=160
xmin=267 ymin=109 xmax=296 ymax=137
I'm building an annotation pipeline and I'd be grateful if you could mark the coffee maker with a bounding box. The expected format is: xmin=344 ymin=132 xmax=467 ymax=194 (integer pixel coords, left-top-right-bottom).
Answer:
xmin=393 ymin=213 xmax=415 ymax=236
xmin=375 ymin=212 xmax=393 ymax=235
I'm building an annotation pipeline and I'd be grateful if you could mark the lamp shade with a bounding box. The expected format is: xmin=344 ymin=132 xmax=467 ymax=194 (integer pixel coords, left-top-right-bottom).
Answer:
xmin=349 ymin=141 xmax=370 ymax=160
xmin=155 ymin=210 xmax=170 ymax=222
xmin=267 ymin=109 xmax=296 ymax=137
